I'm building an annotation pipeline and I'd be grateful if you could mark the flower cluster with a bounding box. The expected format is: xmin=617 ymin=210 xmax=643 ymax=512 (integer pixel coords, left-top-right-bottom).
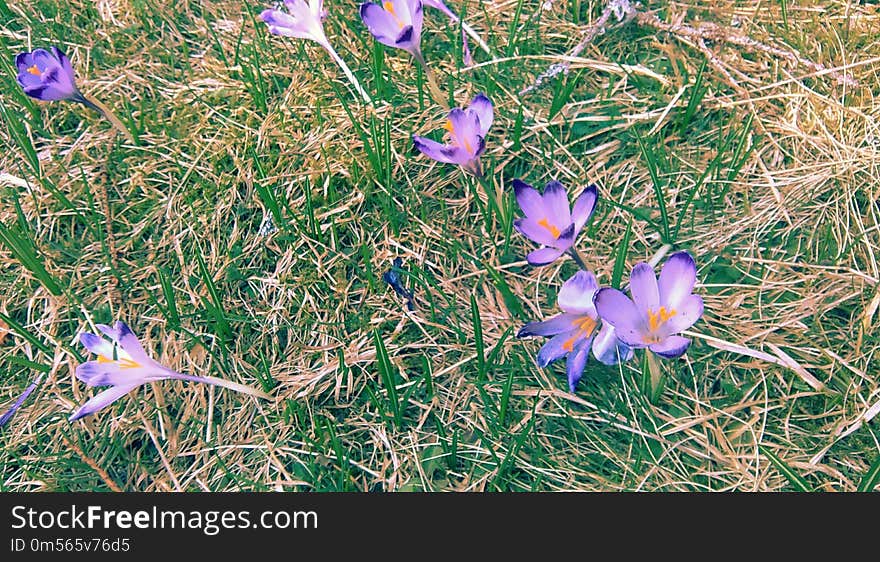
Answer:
xmin=261 ymin=0 xmax=488 ymax=107
xmin=514 ymin=180 xmax=703 ymax=393
xmin=2 ymin=3 xmax=707 ymax=432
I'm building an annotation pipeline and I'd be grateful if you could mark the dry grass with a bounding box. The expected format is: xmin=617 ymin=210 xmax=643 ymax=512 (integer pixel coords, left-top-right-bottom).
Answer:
xmin=1 ymin=0 xmax=879 ymax=491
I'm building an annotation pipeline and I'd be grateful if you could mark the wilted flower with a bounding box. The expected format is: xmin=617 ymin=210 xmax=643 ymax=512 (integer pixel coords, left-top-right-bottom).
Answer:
xmin=594 ymin=251 xmax=703 ymax=359
xmin=513 ymin=179 xmax=597 ymax=266
xmin=360 ymin=0 xmax=424 ymax=59
xmin=261 ymin=0 xmax=372 ymax=103
xmin=14 ymin=47 xmax=134 ymax=142
xmin=518 ymin=270 xmax=633 ymax=392
xmin=0 ymin=375 xmax=42 ymax=428
xmin=70 ymin=321 xmax=270 ymax=421
xmin=412 ymin=92 xmax=493 ymax=176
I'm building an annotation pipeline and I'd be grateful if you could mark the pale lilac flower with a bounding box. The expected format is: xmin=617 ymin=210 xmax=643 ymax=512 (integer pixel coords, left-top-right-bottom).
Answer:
xmin=261 ymin=0 xmax=372 ymax=103
xmin=518 ymin=271 xmax=633 ymax=392
xmin=594 ymin=252 xmax=703 ymax=359
xmin=71 ymin=321 xmax=270 ymax=421
xmin=0 ymin=375 xmax=43 ymax=428
xmin=359 ymin=0 xmax=424 ymax=59
xmin=412 ymin=92 xmax=492 ymax=176
xmin=260 ymin=0 xmax=329 ymax=45
xmin=513 ymin=179 xmax=597 ymax=266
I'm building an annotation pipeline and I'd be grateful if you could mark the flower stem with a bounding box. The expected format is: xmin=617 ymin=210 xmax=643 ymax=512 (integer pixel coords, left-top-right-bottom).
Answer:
xmin=323 ymin=43 xmax=372 ymax=104
xmin=644 ymin=350 xmax=665 ymax=403
xmin=567 ymin=247 xmax=590 ymax=271
xmin=173 ymin=373 xmax=273 ymax=400
xmin=414 ymin=51 xmax=449 ymax=110
xmin=647 ymin=243 xmax=673 ymax=268
xmin=77 ymin=93 xmax=134 ymax=144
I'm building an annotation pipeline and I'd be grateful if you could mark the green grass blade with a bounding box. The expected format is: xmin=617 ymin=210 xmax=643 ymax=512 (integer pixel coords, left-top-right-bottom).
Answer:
xmin=633 ymin=127 xmax=671 ymax=242
xmin=471 ymin=294 xmax=486 ymax=382
xmin=194 ymin=245 xmax=232 ymax=341
xmin=611 ymin=219 xmax=632 ymax=289
xmin=0 ymin=222 xmax=64 ymax=296
xmin=760 ymin=445 xmax=811 ymax=492
xmin=373 ymin=329 xmax=401 ymax=426
xmin=857 ymin=455 xmax=880 ymax=492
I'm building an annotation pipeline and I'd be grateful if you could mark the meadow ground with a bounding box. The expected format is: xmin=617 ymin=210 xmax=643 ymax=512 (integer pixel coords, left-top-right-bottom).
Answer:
xmin=1 ymin=0 xmax=879 ymax=491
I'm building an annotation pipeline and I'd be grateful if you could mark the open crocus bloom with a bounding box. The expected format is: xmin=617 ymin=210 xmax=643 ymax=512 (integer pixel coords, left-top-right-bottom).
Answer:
xmin=594 ymin=251 xmax=703 ymax=359
xmin=260 ymin=0 xmax=330 ymax=46
xmin=360 ymin=0 xmax=424 ymax=58
xmin=71 ymin=321 xmax=269 ymax=421
xmin=412 ymin=93 xmax=493 ymax=176
xmin=518 ymin=271 xmax=633 ymax=392
xmin=15 ymin=47 xmax=81 ymax=102
xmin=513 ymin=179 xmax=597 ymax=266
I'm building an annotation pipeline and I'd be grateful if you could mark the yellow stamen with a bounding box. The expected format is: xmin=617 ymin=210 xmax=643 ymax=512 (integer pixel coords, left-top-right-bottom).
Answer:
xmin=383 ymin=1 xmax=405 ymax=29
xmin=96 ymin=354 xmax=141 ymax=369
xmin=563 ymin=316 xmax=598 ymax=352
xmin=27 ymin=64 xmax=41 ymax=76
xmin=537 ymin=218 xmax=561 ymax=238
xmin=647 ymin=306 xmax=677 ymax=332
xmin=118 ymin=357 xmax=142 ymax=369
xmin=445 ymin=119 xmax=475 ymax=155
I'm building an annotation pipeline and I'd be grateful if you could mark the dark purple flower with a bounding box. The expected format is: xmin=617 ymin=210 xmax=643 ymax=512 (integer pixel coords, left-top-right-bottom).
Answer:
xmin=412 ymin=92 xmax=493 ymax=176
xmin=518 ymin=270 xmax=633 ymax=392
xmin=15 ymin=47 xmax=82 ymax=102
xmin=0 ymin=375 xmax=42 ymax=428
xmin=360 ymin=0 xmax=424 ymax=59
xmin=513 ymin=179 xmax=597 ymax=266
xmin=71 ymin=321 xmax=270 ymax=421
xmin=594 ymin=251 xmax=703 ymax=359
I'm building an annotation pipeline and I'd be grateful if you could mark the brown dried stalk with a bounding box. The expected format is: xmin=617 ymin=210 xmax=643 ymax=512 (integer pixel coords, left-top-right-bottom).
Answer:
xmin=520 ymin=0 xmax=858 ymax=97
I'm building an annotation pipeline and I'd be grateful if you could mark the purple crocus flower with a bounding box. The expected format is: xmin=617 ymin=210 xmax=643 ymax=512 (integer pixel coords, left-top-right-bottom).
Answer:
xmin=412 ymin=92 xmax=493 ymax=176
xmin=513 ymin=179 xmax=597 ymax=267
xmin=15 ymin=47 xmax=81 ymax=102
xmin=261 ymin=0 xmax=372 ymax=103
xmin=518 ymin=270 xmax=633 ymax=392
xmin=71 ymin=321 xmax=270 ymax=421
xmin=594 ymin=251 xmax=703 ymax=359
xmin=0 ymin=375 xmax=43 ymax=428
xmin=14 ymin=47 xmax=135 ymax=142
xmin=359 ymin=0 xmax=424 ymax=59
